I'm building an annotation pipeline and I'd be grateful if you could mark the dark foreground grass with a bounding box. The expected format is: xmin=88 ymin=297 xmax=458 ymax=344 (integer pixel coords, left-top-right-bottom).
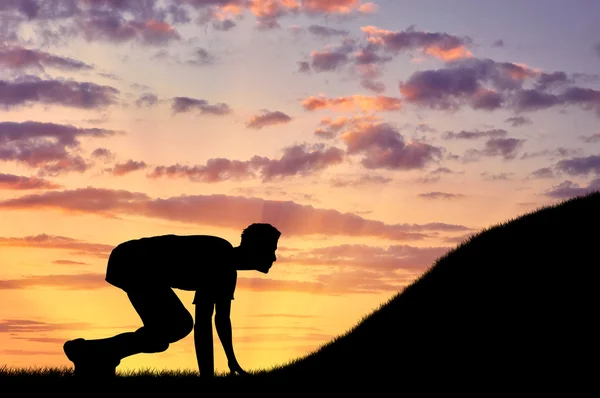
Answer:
xmin=2 ymin=192 xmax=599 ymax=392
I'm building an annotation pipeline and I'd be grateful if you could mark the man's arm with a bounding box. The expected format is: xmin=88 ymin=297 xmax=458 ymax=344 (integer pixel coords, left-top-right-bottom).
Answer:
xmin=194 ymin=299 xmax=215 ymax=377
xmin=215 ymin=300 xmax=248 ymax=375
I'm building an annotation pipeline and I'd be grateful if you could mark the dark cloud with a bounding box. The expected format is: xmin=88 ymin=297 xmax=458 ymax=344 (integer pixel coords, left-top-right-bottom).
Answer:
xmin=442 ymin=129 xmax=507 ymax=140
xmin=0 ymin=234 xmax=113 ymax=257
xmin=529 ymin=167 xmax=554 ymax=179
xmin=579 ymin=133 xmax=600 ymax=143
xmin=297 ymin=61 xmax=311 ymax=74
xmin=0 ymin=43 xmax=94 ymax=72
xmin=543 ymin=178 xmax=600 ymax=199
xmin=554 ymin=155 xmax=600 ymax=176
xmin=341 ymin=122 xmax=443 ymax=170
xmin=246 ymin=110 xmax=292 ymax=129
xmin=0 ymin=173 xmax=62 ymax=190
xmin=213 ymin=19 xmax=236 ymax=31
xmin=171 ymin=96 xmax=231 ymax=115
xmin=492 ymin=39 xmax=504 ymax=47
xmin=0 ymin=75 xmax=120 ymax=110
xmin=418 ymin=192 xmax=465 ymax=200
xmin=90 ymin=147 xmax=114 ymax=162
xmin=186 ymin=47 xmax=215 ymax=66
xmin=593 ymin=41 xmax=600 ymax=57
xmin=360 ymin=79 xmax=385 ymax=93
xmin=0 ymin=187 xmax=472 ymax=241
xmin=135 ymin=93 xmax=158 ymax=107
xmin=112 ymin=160 xmax=148 ymax=176
xmin=0 ymin=121 xmax=120 ymax=176
xmin=505 ymin=116 xmax=532 ymax=127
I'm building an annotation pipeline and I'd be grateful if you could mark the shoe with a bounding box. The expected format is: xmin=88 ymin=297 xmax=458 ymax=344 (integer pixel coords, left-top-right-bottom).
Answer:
xmin=64 ymin=338 xmax=121 ymax=378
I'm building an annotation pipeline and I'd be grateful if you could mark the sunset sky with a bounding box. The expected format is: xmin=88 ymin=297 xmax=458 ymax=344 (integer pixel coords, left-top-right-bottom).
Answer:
xmin=1 ymin=0 xmax=600 ymax=373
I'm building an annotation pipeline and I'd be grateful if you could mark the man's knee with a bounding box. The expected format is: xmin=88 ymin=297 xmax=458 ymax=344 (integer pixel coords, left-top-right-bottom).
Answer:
xmin=167 ymin=311 xmax=194 ymax=342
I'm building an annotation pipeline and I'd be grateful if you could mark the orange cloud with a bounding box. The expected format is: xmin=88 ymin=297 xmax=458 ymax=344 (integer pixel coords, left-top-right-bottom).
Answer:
xmin=302 ymin=95 xmax=401 ymax=112
xmin=0 ymin=234 xmax=113 ymax=257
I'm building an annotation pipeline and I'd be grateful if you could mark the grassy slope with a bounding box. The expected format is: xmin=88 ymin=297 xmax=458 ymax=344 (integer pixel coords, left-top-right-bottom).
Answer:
xmin=261 ymin=191 xmax=599 ymax=385
xmin=2 ymin=192 xmax=598 ymax=389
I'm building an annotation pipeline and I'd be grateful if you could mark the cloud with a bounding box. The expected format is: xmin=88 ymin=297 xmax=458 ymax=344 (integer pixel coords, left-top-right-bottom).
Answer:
xmin=0 ymin=43 xmax=94 ymax=72
xmin=360 ymin=79 xmax=385 ymax=93
xmin=149 ymin=143 xmax=344 ymax=182
xmin=505 ymin=116 xmax=532 ymax=127
xmin=246 ymin=110 xmax=292 ymax=129
xmin=492 ymin=39 xmax=504 ymax=47
xmin=112 ymin=160 xmax=148 ymax=176
xmin=135 ymin=93 xmax=158 ymax=107
xmin=171 ymin=96 xmax=231 ymax=115
xmin=442 ymin=129 xmax=507 ymax=140
xmin=442 ymin=232 xmax=475 ymax=244
xmin=0 ymin=187 xmax=472 ymax=240
xmin=0 ymin=234 xmax=114 ymax=257
xmin=186 ymin=47 xmax=215 ymax=66
xmin=53 ymin=260 xmax=88 ymax=265
xmin=0 ymin=173 xmax=62 ymax=190
xmin=529 ymin=167 xmax=554 ymax=179
xmin=0 ymin=319 xmax=89 ymax=333
xmin=593 ymin=41 xmax=600 ymax=57
xmin=361 ymin=25 xmax=473 ymax=61
xmin=330 ymin=174 xmax=392 ymax=187
xmin=464 ymin=137 xmax=526 ymax=161
xmin=418 ymin=192 xmax=465 ymax=200
xmin=543 ymin=178 xmax=600 ymax=199
xmin=0 ymin=121 xmax=121 ymax=176
xmin=0 ymin=75 xmax=120 ymax=110
xmin=309 ymin=38 xmax=355 ymax=72
xmin=90 ymin=147 xmax=114 ymax=162
xmin=520 ymin=147 xmax=582 ymax=160
xmin=307 ymin=24 xmax=349 ymax=37
xmin=481 ymin=172 xmax=513 ymax=181
xmin=340 ymin=122 xmax=443 ymax=170
xmin=302 ymin=95 xmax=401 ymax=112
xmin=297 ymin=61 xmax=311 ymax=73
xmin=579 ymin=133 xmax=600 ymax=143
xmin=313 ymin=115 xmax=381 ymax=139
xmin=554 ymin=155 xmax=600 ymax=176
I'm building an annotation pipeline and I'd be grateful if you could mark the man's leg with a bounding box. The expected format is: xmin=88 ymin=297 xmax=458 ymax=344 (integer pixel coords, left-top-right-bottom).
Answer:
xmin=64 ymin=286 xmax=193 ymax=375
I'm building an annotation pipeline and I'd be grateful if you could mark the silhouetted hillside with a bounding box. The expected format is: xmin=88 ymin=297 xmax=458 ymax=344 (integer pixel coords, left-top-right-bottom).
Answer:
xmin=262 ymin=191 xmax=599 ymax=388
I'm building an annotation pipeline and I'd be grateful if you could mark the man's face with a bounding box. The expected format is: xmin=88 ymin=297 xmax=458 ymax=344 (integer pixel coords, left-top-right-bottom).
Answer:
xmin=253 ymin=240 xmax=278 ymax=274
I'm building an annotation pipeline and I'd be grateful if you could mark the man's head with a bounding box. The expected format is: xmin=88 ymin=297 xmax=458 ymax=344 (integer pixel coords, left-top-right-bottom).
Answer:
xmin=239 ymin=223 xmax=281 ymax=274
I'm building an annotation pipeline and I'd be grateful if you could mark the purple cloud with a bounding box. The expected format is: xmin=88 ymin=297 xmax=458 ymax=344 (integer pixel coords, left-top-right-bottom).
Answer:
xmin=112 ymin=160 xmax=148 ymax=176
xmin=135 ymin=93 xmax=158 ymax=107
xmin=0 ymin=173 xmax=62 ymax=190
xmin=579 ymin=133 xmax=600 ymax=143
xmin=0 ymin=121 xmax=120 ymax=176
xmin=418 ymin=192 xmax=465 ymax=200
xmin=442 ymin=129 xmax=507 ymax=140
xmin=0 ymin=75 xmax=119 ymax=110
xmin=529 ymin=167 xmax=554 ymax=179
xmin=544 ymin=179 xmax=600 ymax=199
xmin=246 ymin=110 xmax=292 ymax=129
xmin=0 ymin=43 xmax=94 ymax=72
xmin=341 ymin=122 xmax=443 ymax=170
xmin=505 ymin=116 xmax=532 ymax=127
xmin=171 ymin=96 xmax=231 ymax=115
xmin=555 ymin=155 xmax=600 ymax=176
xmin=308 ymin=25 xmax=349 ymax=37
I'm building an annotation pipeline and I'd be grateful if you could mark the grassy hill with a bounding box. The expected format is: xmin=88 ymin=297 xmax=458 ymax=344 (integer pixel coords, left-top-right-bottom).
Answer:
xmin=257 ymin=191 xmax=599 ymax=387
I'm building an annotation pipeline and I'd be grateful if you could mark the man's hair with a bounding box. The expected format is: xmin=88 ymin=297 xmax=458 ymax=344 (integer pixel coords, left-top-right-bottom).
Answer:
xmin=240 ymin=223 xmax=281 ymax=247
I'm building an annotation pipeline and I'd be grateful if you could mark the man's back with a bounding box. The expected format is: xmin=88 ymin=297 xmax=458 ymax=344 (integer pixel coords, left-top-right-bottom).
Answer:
xmin=106 ymin=234 xmax=236 ymax=292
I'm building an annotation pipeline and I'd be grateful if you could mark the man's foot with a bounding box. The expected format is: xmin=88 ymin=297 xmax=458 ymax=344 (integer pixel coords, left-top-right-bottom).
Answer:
xmin=64 ymin=338 xmax=121 ymax=378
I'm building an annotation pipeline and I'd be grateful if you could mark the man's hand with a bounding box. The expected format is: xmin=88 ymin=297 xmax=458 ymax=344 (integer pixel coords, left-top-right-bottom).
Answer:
xmin=228 ymin=360 xmax=250 ymax=376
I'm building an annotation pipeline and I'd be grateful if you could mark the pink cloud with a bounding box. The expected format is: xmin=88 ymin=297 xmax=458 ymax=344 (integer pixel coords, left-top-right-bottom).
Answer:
xmin=0 ymin=187 xmax=472 ymax=240
xmin=246 ymin=110 xmax=292 ymax=129
xmin=112 ymin=160 xmax=148 ymax=176
xmin=302 ymin=95 xmax=401 ymax=112
xmin=0 ymin=173 xmax=62 ymax=190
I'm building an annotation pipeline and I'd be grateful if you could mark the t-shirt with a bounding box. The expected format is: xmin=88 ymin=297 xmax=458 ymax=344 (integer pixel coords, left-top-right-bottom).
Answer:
xmin=105 ymin=234 xmax=237 ymax=303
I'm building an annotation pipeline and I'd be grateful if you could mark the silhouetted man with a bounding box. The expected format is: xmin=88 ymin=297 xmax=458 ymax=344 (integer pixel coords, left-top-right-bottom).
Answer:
xmin=63 ymin=223 xmax=281 ymax=377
